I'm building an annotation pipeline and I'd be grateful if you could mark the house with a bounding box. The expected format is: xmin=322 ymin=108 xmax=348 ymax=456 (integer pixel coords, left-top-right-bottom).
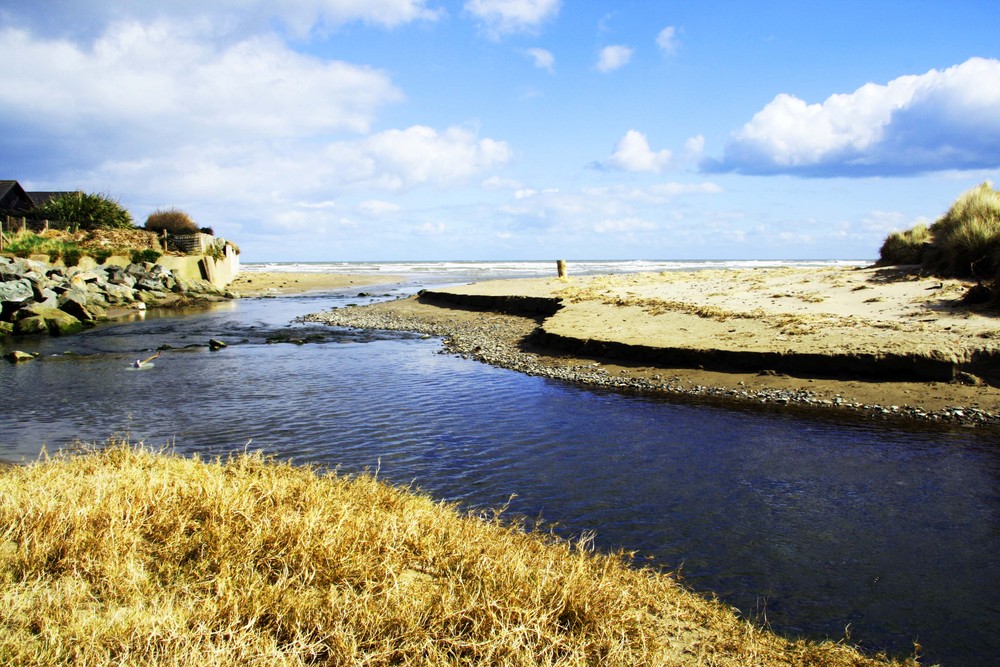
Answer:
xmin=0 ymin=180 xmax=34 ymax=214
xmin=27 ymin=191 xmax=76 ymax=207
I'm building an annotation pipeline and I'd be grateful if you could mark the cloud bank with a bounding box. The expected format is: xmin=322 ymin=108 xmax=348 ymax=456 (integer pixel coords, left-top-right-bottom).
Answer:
xmin=704 ymin=57 xmax=1000 ymax=177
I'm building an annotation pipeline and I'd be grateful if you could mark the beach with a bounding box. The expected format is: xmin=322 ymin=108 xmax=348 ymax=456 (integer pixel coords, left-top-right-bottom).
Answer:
xmin=303 ymin=265 xmax=1000 ymax=425
xmin=229 ymin=270 xmax=404 ymax=296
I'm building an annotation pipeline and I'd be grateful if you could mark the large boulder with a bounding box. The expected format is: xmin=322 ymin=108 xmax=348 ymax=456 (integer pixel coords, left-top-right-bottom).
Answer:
xmin=136 ymin=277 xmax=164 ymax=292
xmin=0 ymin=278 xmax=34 ymax=305
xmin=13 ymin=315 xmax=50 ymax=336
xmin=104 ymin=283 xmax=137 ymax=304
xmin=14 ymin=306 xmax=83 ymax=336
xmin=106 ymin=265 xmax=136 ymax=287
xmin=58 ymin=292 xmax=105 ymax=323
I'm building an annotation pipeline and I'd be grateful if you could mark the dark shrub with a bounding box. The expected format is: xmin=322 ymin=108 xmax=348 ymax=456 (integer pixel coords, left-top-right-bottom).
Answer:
xmin=62 ymin=248 xmax=82 ymax=267
xmin=199 ymin=226 xmax=214 ymax=236
xmin=32 ymin=191 xmax=134 ymax=231
xmin=131 ymin=249 xmax=162 ymax=264
xmin=145 ymin=209 xmax=199 ymax=235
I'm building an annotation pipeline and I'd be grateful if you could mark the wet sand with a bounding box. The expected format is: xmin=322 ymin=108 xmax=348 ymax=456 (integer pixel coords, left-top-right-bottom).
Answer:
xmin=229 ymin=271 xmax=404 ymax=296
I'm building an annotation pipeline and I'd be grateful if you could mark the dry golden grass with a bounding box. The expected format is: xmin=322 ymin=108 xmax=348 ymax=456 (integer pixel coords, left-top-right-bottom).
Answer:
xmin=0 ymin=442 xmax=918 ymax=666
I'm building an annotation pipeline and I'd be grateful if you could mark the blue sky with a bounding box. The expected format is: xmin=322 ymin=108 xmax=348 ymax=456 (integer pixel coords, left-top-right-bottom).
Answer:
xmin=1 ymin=1 xmax=998 ymax=262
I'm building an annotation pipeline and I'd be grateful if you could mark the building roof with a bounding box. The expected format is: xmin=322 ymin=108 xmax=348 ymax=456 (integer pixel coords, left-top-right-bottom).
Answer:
xmin=27 ymin=191 xmax=77 ymax=207
xmin=0 ymin=180 xmax=34 ymax=214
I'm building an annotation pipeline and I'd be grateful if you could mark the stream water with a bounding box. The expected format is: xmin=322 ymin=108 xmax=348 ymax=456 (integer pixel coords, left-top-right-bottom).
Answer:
xmin=1 ymin=262 xmax=998 ymax=665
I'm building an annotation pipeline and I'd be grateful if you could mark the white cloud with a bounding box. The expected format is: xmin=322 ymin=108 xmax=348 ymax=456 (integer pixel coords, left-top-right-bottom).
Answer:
xmin=602 ymin=130 xmax=672 ymax=172
xmin=8 ymin=0 xmax=443 ymax=38
xmin=416 ymin=221 xmax=447 ymax=235
xmin=0 ymin=22 xmax=402 ymax=145
xmin=582 ymin=182 xmax=722 ymax=203
xmin=348 ymin=125 xmax=512 ymax=190
xmin=705 ymin=57 xmax=1000 ymax=176
xmin=655 ymin=26 xmax=678 ymax=54
xmin=464 ymin=0 xmax=561 ymax=36
xmin=275 ymin=0 xmax=445 ymax=31
xmin=596 ymin=45 xmax=633 ymax=72
xmin=525 ymin=47 xmax=555 ymax=72
xmin=359 ymin=200 xmax=403 ymax=216
xmin=593 ymin=217 xmax=657 ymax=234
xmin=683 ymin=135 xmax=705 ymax=161
xmin=482 ymin=176 xmax=524 ymax=190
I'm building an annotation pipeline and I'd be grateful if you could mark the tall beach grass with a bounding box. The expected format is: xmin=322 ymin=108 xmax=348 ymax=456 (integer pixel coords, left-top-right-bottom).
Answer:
xmin=878 ymin=182 xmax=1000 ymax=301
xmin=0 ymin=442 xmax=919 ymax=666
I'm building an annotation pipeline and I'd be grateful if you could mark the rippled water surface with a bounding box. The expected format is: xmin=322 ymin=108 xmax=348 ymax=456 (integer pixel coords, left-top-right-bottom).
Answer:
xmin=2 ymin=280 xmax=999 ymax=666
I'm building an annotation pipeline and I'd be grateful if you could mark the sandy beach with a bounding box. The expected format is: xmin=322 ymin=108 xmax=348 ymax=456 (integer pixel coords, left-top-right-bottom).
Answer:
xmin=229 ymin=271 xmax=404 ymax=296
xmin=304 ymin=265 xmax=1000 ymax=425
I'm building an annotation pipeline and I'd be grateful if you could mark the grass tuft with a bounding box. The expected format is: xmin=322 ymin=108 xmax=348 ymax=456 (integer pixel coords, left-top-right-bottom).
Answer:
xmin=876 ymin=224 xmax=930 ymax=267
xmin=0 ymin=441 xmax=918 ymax=666
xmin=925 ymin=181 xmax=1000 ymax=278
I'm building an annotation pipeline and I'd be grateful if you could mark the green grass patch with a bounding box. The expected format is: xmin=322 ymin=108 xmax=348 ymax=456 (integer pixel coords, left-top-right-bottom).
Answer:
xmin=2 ymin=231 xmax=84 ymax=264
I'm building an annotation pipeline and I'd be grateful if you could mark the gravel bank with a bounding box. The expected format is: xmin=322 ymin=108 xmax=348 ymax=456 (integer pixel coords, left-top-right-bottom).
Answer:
xmin=302 ymin=296 xmax=1000 ymax=429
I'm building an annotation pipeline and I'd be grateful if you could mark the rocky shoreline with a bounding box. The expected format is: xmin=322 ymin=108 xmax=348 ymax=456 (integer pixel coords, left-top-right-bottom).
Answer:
xmin=303 ymin=295 xmax=1000 ymax=429
xmin=1 ymin=254 xmax=233 ymax=346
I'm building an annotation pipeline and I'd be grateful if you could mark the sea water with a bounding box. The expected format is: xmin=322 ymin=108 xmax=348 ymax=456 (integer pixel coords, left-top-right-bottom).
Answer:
xmin=1 ymin=260 xmax=997 ymax=665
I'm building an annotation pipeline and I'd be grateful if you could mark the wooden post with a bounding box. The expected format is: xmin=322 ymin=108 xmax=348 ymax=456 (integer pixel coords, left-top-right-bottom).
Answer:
xmin=556 ymin=259 xmax=567 ymax=279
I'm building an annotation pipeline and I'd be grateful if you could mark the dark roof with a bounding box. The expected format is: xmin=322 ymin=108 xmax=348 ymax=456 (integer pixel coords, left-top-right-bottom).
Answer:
xmin=27 ymin=191 xmax=77 ymax=207
xmin=0 ymin=180 xmax=34 ymax=213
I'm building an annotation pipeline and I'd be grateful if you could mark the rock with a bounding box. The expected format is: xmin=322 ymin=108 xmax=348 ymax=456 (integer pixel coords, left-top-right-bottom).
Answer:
xmin=209 ymin=338 xmax=227 ymax=350
xmin=13 ymin=315 xmax=50 ymax=336
xmin=136 ymin=277 xmax=164 ymax=291
xmin=0 ymin=321 xmax=13 ymax=336
xmin=0 ymin=278 xmax=34 ymax=305
xmin=5 ymin=350 xmax=37 ymax=363
xmin=954 ymin=371 xmax=986 ymax=387
xmin=58 ymin=293 xmax=106 ymax=323
xmin=13 ymin=307 xmax=83 ymax=336
xmin=103 ymin=283 xmax=136 ymax=304
xmin=136 ymin=290 xmax=167 ymax=304
xmin=58 ymin=291 xmax=90 ymax=320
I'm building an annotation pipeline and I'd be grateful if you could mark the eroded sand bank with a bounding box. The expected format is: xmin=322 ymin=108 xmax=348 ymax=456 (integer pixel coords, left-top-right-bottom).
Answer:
xmin=306 ymin=266 xmax=1000 ymax=425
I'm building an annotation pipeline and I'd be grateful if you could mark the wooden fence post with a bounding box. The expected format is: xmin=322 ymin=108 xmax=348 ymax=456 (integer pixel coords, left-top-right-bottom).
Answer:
xmin=556 ymin=259 xmax=567 ymax=279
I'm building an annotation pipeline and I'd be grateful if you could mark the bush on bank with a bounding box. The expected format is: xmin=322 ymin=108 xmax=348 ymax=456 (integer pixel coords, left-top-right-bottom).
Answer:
xmin=0 ymin=442 xmax=917 ymax=667
xmin=876 ymin=224 xmax=930 ymax=267
xmin=144 ymin=208 xmax=199 ymax=235
xmin=877 ymin=181 xmax=1000 ymax=302
xmin=30 ymin=191 xmax=134 ymax=232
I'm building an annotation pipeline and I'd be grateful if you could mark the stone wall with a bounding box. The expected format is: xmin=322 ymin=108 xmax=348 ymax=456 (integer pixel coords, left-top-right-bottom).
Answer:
xmin=154 ymin=242 xmax=240 ymax=290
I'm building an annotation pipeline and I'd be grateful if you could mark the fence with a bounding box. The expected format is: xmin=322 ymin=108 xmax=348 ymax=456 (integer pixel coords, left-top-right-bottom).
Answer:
xmin=1 ymin=216 xmax=68 ymax=252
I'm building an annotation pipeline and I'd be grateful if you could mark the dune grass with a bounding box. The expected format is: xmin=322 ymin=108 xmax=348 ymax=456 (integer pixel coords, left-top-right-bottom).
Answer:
xmin=925 ymin=182 xmax=1000 ymax=279
xmin=0 ymin=442 xmax=919 ymax=666
xmin=876 ymin=224 xmax=930 ymax=267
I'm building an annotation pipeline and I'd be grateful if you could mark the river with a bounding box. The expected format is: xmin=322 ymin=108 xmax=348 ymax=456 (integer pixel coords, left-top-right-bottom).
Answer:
xmin=1 ymin=261 xmax=998 ymax=665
